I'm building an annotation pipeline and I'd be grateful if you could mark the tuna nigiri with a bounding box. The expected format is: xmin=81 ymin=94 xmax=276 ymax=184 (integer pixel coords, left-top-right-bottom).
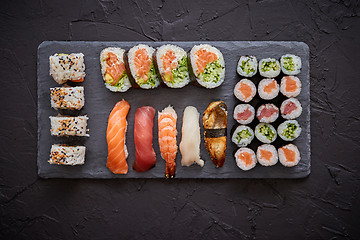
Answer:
xmin=106 ymin=100 xmax=130 ymax=174
xmin=180 ymin=106 xmax=204 ymax=167
xmin=133 ymin=106 xmax=156 ymax=172
xmin=158 ymin=106 xmax=178 ymax=178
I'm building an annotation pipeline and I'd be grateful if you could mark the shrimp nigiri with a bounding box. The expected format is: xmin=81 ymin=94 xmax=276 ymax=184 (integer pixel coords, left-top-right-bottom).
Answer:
xmin=106 ymin=99 xmax=130 ymax=174
xmin=158 ymin=106 xmax=177 ymax=178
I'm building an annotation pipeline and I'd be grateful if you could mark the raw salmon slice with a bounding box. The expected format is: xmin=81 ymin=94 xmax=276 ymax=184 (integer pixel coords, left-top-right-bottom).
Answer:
xmin=260 ymin=149 xmax=273 ymax=161
xmin=285 ymin=76 xmax=297 ymax=92
xmin=239 ymin=82 xmax=252 ymax=100
xmin=264 ymin=79 xmax=277 ymax=93
xmin=106 ymin=52 xmax=125 ymax=85
xmin=195 ymin=49 xmax=218 ymax=74
xmin=134 ymin=48 xmax=151 ymax=82
xmin=106 ymin=100 xmax=130 ymax=174
xmin=161 ymin=50 xmax=177 ymax=80
xmin=282 ymin=147 xmax=296 ymax=162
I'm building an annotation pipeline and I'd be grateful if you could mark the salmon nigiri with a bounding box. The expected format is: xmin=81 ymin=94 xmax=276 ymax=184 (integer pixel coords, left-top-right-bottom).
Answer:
xmin=133 ymin=106 xmax=156 ymax=172
xmin=106 ymin=99 xmax=130 ymax=174
xmin=158 ymin=106 xmax=178 ymax=178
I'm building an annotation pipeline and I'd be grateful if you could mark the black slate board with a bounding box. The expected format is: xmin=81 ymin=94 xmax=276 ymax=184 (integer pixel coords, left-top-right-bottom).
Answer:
xmin=37 ymin=41 xmax=310 ymax=179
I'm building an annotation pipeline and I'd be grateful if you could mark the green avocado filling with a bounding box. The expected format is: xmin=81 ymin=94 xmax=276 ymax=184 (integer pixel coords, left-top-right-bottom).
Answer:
xmin=201 ymin=59 xmax=224 ymax=83
xmin=241 ymin=59 xmax=255 ymax=75
xmin=283 ymin=57 xmax=295 ymax=71
xmin=139 ymin=62 xmax=158 ymax=87
xmin=282 ymin=123 xmax=297 ymax=139
xmin=235 ymin=129 xmax=252 ymax=143
xmin=113 ymin=72 xmax=128 ymax=88
xmin=259 ymin=125 xmax=275 ymax=141
xmin=165 ymin=56 xmax=189 ymax=84
xmin=261 ymin=60 xmax=279 ymax=72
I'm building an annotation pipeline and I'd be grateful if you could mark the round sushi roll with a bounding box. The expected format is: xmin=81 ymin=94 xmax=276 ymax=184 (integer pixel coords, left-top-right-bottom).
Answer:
xmin=155 ymin=44 xmax=190 ymax=88
xmin=256 ymin=103 xmax=279 ymax=123
xmin=256 ymin=144 xmax=278 ymax=166
xmin=235 ymin=147 xmax=257 ymax=171
xmin=237 ymin=56 xmax=257 ymax=77
xmin=258 ymin=78 xmax=279 ymax=100
xmin=280 ymin=54 xmax=302 ymax=75
xmin=100 ymin=47 xmax=132 ymax=92
xmin=280 ymin=98 xmax=302 ymax=119
xmin=189 ymin=44 xmax=225 ymax=89
xmin=277 ymin=120 xmax=302 ymax=141
xmin=234 ymin=79 xmax=256 ymax=102
xmin=232 ymin=125 xmax=254 ymax=147
xmin=233 ymin=104 xmax=255 ymax=124
xmin=255 ymin=123 xmax=277 ymax=143
xmin=127 ymin=44 xmax=160 ymax=89
xmin=259 ymin=58 xmax=281 ymax=78
xmin=280 ymin=76 xmax=302 ymax=98
xmin=278 ymin=143 xmax=301 ymax=167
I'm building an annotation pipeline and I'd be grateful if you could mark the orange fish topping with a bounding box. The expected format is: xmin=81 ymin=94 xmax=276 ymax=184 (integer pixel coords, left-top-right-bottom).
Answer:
xmin=195 ymin=49 xmax=218 ymax=74
xmin=239 ymin=83 xmax=252 ymax=100
xmin=106 ymin=52 xmax=125 ymax=85
xmin=134 ymin=48 xmax=151 ymax=82
xmin=285 ymin=77 xmax=297 ymax=92
xmin=260 ymin=149 xmax=273 ymax=161
xmin=264 ymin=80 xmax=277 ymax=93
xmin=161 ymin=50 xmax=177 ymax=81
xmin=240 ymin=152 xmax=253 ymax=166
xmin=282 ymin=147 xmax=295 ymax=162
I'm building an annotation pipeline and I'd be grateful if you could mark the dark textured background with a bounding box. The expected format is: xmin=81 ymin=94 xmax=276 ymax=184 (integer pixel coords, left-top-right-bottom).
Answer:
xmin=0 ymin=0 xmax=359 ymax=239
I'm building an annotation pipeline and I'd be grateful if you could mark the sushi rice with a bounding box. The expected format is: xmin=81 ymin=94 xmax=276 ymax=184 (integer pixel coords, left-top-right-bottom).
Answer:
xmin=49 ymin=144 xmax=86 ymax=165
xmin=231 ymin=125 xmax=254 ymax=147
xmin=50 ymin=86 xmax=84 ymax=110
xmin=278 ymin=143 xmax=301 ymax=167
xmin=100 ymin=47 xmax=131 ymax=92
xmin=280 ymin=54 xmax=302 ymax=75
xmin=237 ymin=56 xmax=257 ymax=77
xmin=190 ymin=44 xmax=225 ymax=89
xmin=277 ymin=120 xmax=302 ymax=141
xmin=49 ymin=53 xmax=85 ymax=84
xmin=156 ymin=44 xmax=190 ymax=88
xmin=235 ymin=147 xmax=257 ymax=171
xmin=255 ymin=123 xmax=277 ymax=143
xmin=259 ymin=58 xmax=281 ymax=78
xmin=256 ymin=144 xmax=278 ymax=166
xmin=50 ymin=115 xmax=89 ymax=137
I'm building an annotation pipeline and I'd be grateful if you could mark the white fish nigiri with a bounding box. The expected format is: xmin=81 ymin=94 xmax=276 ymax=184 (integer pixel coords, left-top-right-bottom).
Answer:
xmin=180 ymin=106 xmax=204 ymax=167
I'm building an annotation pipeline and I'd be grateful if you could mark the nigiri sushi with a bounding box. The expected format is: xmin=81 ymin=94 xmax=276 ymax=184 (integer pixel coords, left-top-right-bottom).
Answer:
xmin=133 ymin=106 xmax=156 ymax=172
xmin=180 ymin=106 xmax=204 ymax=167
xmin=158 ymin=106 xmax=178 ymax=178
xmin=203 ymin=101 xmax=227 ymax=167
xmin=106 ymin=100 xmax=130 ymax=174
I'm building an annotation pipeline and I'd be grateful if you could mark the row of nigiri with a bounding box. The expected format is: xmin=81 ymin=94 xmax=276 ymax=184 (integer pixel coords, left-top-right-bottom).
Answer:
xmin=106 ymin=100 xmax=228 ymax=178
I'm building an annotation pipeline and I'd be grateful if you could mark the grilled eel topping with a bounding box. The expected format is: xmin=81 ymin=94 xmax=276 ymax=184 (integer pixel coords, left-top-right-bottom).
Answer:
xmin=203 ymin=101 xmax=227 ymax=167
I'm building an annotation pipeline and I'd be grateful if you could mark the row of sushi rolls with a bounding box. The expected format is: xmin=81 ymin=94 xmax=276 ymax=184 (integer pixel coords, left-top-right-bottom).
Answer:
xmin=48 ymin=43 xmax=303 ymax=177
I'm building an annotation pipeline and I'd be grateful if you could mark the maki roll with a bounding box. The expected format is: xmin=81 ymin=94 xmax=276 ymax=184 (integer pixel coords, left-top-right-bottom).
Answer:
xmin=235 ymin=147 xmax=257 ymax=171
xmin=127 ymin=44 xmax=160 ymax=89
xmin=49 ymin=53 xmax=85 ymax=84
xmin=280 ymin=76 xmax=302 ymax=98
xmin=255 ymin=123 xmax=277 ymax=143
xmin=50 ymin=86 xmax=84 ymax=110
xmin=155 ymin=44 xmax=190 ymax=88
xmin=278 ymin=120 xmax=302 ymax=141
xmin=237 ymin=56 xmax=257 ymax=77
xmin=233 ymin=104 xmax=255 ymax=125
xmin=280 ymin=54 xmax=302 ymax=75
xmin=50 ymin=115 xmax=89 ymax=137
xmin=259 ymin=58 xmax=280 ymax=78
xmin=100 ymin=47 xmax=131 ymax=92
xmin=280 ymin=98 xmax=302 ymax=119
xmin=258 ymin=78 xmax=279 ymax=100
xmin=231 ymin=125 xmax=254 ymax=147
xmin=256 ymin=144 xmax=278 ymax=166
xmin=234 ymin=79 xmax=256 ymax=103
xmin=49 ymin=144 xmax=86 ymax=165
xmin=278 ymin=144 xmax=301 ymax=167
xmin=256 ymin=103 xmax=279 ymax=123
xmin=190 ymin=44 xmax=225 ymax=88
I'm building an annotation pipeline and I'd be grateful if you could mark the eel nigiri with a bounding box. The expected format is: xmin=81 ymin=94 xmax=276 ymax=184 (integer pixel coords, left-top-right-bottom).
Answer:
xmin=203 ymin=101 xmax=227 ymax=167
xmin=133 ymin=106 xmax=156 ymax=172
xmin=106 ymin=99 xmax=130 ymax=174
xmin=180 ymin=106 xmax=204 ymax=167
xmin=158 ymin=106 xmax=178 ymax=178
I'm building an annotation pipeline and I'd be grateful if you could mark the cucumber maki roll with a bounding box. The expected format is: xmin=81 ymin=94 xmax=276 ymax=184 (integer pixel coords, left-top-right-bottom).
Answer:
xmin=155 ymin=44 xmax=190 ymax=88
xmin=237 ymin=56 xmax=257 ymax=77
xmin=190 ymin=44 xmax=225 ymax=89
xmin=277 ymin=120 xmax=302 ymax=141
xmin=259 ymin=58 xmax=281 ymax=78
xmin=255 ymin=123 xmax=277 ymax=143
xmin=231 ymin=125 xmax=254 ymax=147
xmin=280 ymin=54 xmax=302 ymax=75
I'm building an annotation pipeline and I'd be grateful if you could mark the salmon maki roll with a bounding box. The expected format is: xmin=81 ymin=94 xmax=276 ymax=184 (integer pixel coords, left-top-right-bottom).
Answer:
xmin=127 ymin=44 xmax=160 ymax=89
xmin=278 ymin=143 xmax=301 ymax=167
xmin=49 ymin=53 xmax=85 ymax=84
xmin=106 ymin=100 xmax=130 ymax=174
xmin=133 ymin=106 xmax=156 ymax=172
xmin=234 ymin=79 xmax=256 ymax=103
xmin=256 ymin=144 xmax=278 ymax=166
xmin=100 ymin=47 xmax=131 ymax=92
xmin=190 ymin=44 xmax=225 ymax=88
xmin=280 ymin=76 xmax=302 ymax=98
xmin=258 ymin=78 xmax=279 ymax=100
xmin=235 ymin=147 xmax=257 ymax=171
xmin=155 ymin=44 xmax=190 ymax=88
xmin=158 ymin=106 xmax=178 ymax=178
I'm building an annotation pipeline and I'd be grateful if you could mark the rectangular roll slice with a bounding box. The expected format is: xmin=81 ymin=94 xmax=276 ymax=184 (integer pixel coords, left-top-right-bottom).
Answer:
xmin=49 ymin=53 xmax=85 ymax=84
xmin=50 ymin=115 xmax=89 ymax=137
xmin=49 ymin=144 xmax=86 ymax=165
xmin=50 ymin=86 xmax=84 ymax=110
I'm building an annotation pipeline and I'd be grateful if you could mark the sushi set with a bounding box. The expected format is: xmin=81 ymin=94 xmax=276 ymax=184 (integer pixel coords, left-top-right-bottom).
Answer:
xmin=37 ymin=41 xmax=310 ymax=179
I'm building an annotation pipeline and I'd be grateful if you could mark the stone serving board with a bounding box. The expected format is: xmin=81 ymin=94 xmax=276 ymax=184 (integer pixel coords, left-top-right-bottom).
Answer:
xmin=37 ymin=41 xmax=310 ymax=179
